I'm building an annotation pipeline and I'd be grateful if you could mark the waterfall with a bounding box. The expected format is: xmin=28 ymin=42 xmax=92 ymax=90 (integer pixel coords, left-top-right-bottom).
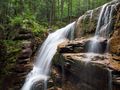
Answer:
xmin=88 ymin=36 xmax=102 ymax=53
xmin=88 ymin=3 xmax=115 ymax=53
xmin=95 ymin=4 xmax=115 ymax=38
xmin=87 ymin=3 xmax=116 ymax=90
xmin=21 ymin=22 xmax=75 ymax=90
xmin=95 ymin=4 xmax=108 ymax=36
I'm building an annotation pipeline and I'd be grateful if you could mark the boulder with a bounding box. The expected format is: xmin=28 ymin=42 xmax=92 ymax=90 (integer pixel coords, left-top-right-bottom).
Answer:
xmin=58 ymin=37 xmax=107 ymax=54
xmin=53 ymin=53 xmax=111 ymax=90
xmin=31 ymin=80 xmax=45 ymax=90
xmin=21 ymin=41 xmax=34 ymax=49
xmin=75 ymin=7 xmax=101 ymax=38
xmin=58 ymin=39 xmax=86 ymax=53
xmin=14 ymin=33 xmax=33 ymax=40
xmin=14 ymin=64 xmax=32 ymax=73
xmin=17 ymin=58 xmax=30 ymax=64
xmin=18 ymin=48 xmax=32 ymax=59
xmin=109 ymin=23 xmax=120 ymax=56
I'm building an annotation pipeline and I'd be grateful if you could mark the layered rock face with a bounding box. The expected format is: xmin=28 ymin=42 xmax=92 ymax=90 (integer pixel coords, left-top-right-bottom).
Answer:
xmin=52 ymin=0 xmax=120 ymax=90
xmin=1 ymin=28 xmax=35 ymax=90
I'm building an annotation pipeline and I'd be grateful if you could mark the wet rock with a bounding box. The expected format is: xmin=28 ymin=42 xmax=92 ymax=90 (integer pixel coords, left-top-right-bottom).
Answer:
xmin=48 ymin=87 xmax=55 ymax=90
xmin=53 ymin=53 xmax=111 ymax=90
xmin=52 ymin=66 xmax=63 ymax=85
xmin=108 ymin=6 xmax=120 ymax=73
xmin=74 ymin=0 xmax=120 ymax=39
xmin=22 ymin=41 xmax=34 ymax=49
xmin=75 ymin=7 xmax=101 ymax=38
xmin=48 ymin=87 xmax=62 ymax=90
xmin=31 ymin=80 xmax=45 ymax=90
xmin=17 ymin=58 xmax=30 ymax=64
xmin=48 ymin=79 xmax=54 ymax=88
xmin=14 ymin=64 xmax=31 ymax=73
xmin=14 ymin=33 xmax=33 ymax=40
xmin=53 ymin=53 xmax=119 ymax=90
xmin=18 ymin=48 xmax=32 ymax=59
xmin=53 ymin=1 xmax=120 ymax=90
xmin=109 ymin=55 xmax=120 ymax=71
xmin=113 ymin=77 xmax=120 ymax=85
xmin=14 ymin=67 xmax=27 ymax=73
xmin=58 ymin=37 xmax=107 ymax=54
xmin=112 ymin=71 xmax=120 ymax=90
xmin=110 ymin=26 xmax=120 ymax=56
xmin=86 ymin=37 xmax=107 ymax=53
xmin=58 ymin=39 xmax=88 ymax=53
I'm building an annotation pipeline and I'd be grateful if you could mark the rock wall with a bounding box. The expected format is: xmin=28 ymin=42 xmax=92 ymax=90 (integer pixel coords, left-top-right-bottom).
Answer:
xmin=75 ymin=7 xmax=100 ymax=38
xmin=0 ymin=28 xmax=36 ymax=90
xmin=52 ymin=0 xmax=120 ymax=90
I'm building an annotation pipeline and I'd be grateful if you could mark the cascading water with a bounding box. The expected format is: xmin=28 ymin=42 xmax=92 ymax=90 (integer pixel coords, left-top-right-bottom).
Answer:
xmin=95 ymin=4 xmax=114 ymax=38
xmin=21 ymin=22 xmax=75 ymax=90
xmin=87 ymin=2 xmax=116 ymax=90
xmin=88 ymin=3 xmax=115 ymax=53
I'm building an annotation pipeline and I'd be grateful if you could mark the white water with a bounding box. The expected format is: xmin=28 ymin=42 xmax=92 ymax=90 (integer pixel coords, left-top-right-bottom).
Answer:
xmin=96 ymin=4 xmax=115 ymax=38
xmin=86 ymin=3 xmax=115 ymax=90
xmin=21 ymin=22 xmax=75 ymax=90
xmin=88 ymin=3 xmax=115 ymax=53
xmin=88 ymin=36 xmax=102 ymax=53
xmin=95 ymin=3 xmax=108 ymax=36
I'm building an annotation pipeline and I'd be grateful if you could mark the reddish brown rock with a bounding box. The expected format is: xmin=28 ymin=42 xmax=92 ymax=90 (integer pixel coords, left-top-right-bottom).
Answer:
xmin=53 ymin=53 xmax=111 ymax=90
xmin=109 ymin=29 xmax=120 ymax=56
xmin=75 ymin=7 xmax=101 ymax=38
xmin=58 ymin=37 xmax=107 ymax=54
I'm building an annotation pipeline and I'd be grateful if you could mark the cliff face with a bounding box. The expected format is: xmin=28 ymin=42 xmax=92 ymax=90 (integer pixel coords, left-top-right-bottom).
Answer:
xmin=1 ymin=0 xmax=120 ymax=90
xmin=75 ymin=7 xmax=100 ymax=38
xmin=52 ymin=0 xmax=120 ymax=90
xmin=109 ymin=1 xmax=120 ymax=57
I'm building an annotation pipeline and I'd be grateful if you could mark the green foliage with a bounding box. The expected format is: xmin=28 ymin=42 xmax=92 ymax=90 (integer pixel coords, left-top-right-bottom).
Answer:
xmin=10 ymin=14 xmax=47 ymax=37
xmin=0 ymin=0 xmax=112 ymax=25
xmin=0 ymin=40 xmax=21 ymax=77
xmin=0 ymin=40 xmax=22 ymax=84
xmin=31 ymin=22 xmax=47 ymax=36
xmin=10 ymin=12 xmax=35 ymax=26
xmin=3 ymin=40 xmax=21 ymax=54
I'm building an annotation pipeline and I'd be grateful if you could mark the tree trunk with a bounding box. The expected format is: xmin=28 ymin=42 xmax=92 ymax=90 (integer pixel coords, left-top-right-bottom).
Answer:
xmin=68 ymin=0 xmax=70 ymax=22
xmin=61 ymin=0 xmax=64 ymax=22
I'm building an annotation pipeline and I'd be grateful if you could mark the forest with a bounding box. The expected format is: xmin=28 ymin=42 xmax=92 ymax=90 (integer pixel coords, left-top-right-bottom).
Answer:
xmin=1 ymin=0 xmax=120 ymax=90
xmin=0 ymin=0 xmax=111 ymax=28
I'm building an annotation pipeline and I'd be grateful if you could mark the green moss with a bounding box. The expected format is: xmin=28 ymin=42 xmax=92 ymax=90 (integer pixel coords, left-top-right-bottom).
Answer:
xmin=3 ymin=40 xmax=21 ymax=54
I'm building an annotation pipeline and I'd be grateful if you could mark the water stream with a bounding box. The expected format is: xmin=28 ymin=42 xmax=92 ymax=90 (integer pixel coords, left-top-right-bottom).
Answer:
xmin=88 ymin=3 xmax=115 ymax=53
xmin=87 ymin=3 xmax=115 ymax=90
xmin=21 ymin=1 xmax=116 ymax=90
xmin=21 ymin=22 xmax=75 ymax=90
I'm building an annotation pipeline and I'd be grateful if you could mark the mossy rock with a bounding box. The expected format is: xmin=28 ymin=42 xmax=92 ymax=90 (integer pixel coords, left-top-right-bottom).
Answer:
xmin=75 ymin=7 xmax=101 ymax=38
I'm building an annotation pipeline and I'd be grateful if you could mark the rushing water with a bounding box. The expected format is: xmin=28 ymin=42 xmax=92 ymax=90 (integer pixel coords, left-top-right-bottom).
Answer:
xmin=88 ymin=3 xmax=115 ymax=53
xmin=87 ymin=3 xmax=116 ymax=90
xmin=21 ymin=22 xmax=75 ymax=90
xmin=88 ymin=36 xmax=102 ymax=53
xmin=21 ymin=1 xmax=118 ymax=90
xmin=95 ymin=4 xmax=115 ymax=38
